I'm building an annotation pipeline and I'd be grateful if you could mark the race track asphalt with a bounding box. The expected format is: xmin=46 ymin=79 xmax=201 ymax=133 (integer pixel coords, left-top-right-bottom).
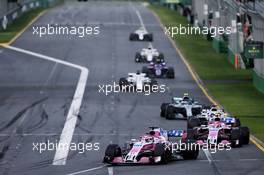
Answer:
xmin=0 ymin=1 xmax=263 ymax=175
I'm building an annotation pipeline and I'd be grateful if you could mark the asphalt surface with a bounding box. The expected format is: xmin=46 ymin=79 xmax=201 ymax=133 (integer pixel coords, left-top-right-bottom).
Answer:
xmin=0 ymin=0 xmax=263 ymax=175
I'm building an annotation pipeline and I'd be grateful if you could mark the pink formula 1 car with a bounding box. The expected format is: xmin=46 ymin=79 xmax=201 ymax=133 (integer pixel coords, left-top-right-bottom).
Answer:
xmin=187 ymin=118 xmax=250 ymax=148
xmin=103 ymin=127 xmax=199 ymax=165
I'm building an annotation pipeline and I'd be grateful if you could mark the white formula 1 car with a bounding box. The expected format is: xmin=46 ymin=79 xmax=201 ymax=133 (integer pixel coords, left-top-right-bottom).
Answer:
xmin=129 ymin=27 xmax=153 ymax=41
xmin=119 ymin=71 xmax=157 ymax=92
xmin=135 ymin=45 xmax=164 ymax=63
xmin=160 ymin=93 xmax=202 ymax=119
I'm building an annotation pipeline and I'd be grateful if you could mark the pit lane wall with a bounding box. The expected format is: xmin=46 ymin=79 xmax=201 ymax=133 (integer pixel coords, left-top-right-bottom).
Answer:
xmin=0 ymin=0 xmax=63 ymax=31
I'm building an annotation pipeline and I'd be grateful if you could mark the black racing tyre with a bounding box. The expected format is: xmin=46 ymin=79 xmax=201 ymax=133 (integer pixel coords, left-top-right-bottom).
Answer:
xmin=202 ymin=105 xmax=211 ymax=110
xmin=166 ymin=106 xmax=175 ymax=119
xmin=104 ymin=144 xmax=121 ymax=163
xmin=167 ymin=67 xmax=175 ymax=79
xmin=158 ymin=53 xmax=164 ymax=61
xmin=187 ymin=118 xmax=201 ymax=129
xmin=142 ymin=66 xmax=149 ymax=74
xmin=129 ymin=33 xmax=136 ymax=41
xmin=240 ymin=126 xmax=250 ymax=145
xmin=142 ymin=56 xmax=148 ymax=62
xmin=198 ymin=117 xmax=208 ymax=125
xmin=182 ymin=140 xmax=199 ymax=160
xmin=150 ymin=79 xmax=158 ymax=86
xmin=230 ymin=128 xmax=242 ymax=147
xmin=135 ymin=52 xmax=142 ymax=62
xmin=160 ymin=103 xmax=169 ymax=117
xmin=143 ymin=80 xmax=156 ymax=92
xmin=145 ymin=33 xmax=153 ymax=42
xmin=191 ymin=107 xmax=202 ymax=117
xmin=174 ymin=107 xmax=187 ymax=118
xmin=182 ymin=149 xmax=199 ymax=160
xmin=234 ymin=118 xmax=241 ymax=127
xmin=149 ymin=79 xmax=158 ymax=92
xmin=119 ymin=78 xmax=129 ymax=88
xmin=186 ymin=129 xmax=198 ymax=140
xmin=154 ymin=143 xmax=171 ymax=164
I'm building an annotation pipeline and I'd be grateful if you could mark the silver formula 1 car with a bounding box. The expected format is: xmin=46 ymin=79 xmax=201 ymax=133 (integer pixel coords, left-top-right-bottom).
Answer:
xmin=129 ymin=27 xmax=153 ymax=41
xmin=160 ymin=93 xmax=202 ymax=119
xmin=135 ymin=45 xmax=164 ymax=63
xmin=119 ymin=71 xmax=157 ymax=92
xmin=103 ymin=127 xmax=199 ymax=165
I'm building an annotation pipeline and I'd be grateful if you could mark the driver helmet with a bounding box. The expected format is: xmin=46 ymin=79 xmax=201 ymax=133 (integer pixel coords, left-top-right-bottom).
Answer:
xmin=136 ymin=70 xmax=141 ymax=75
xmin=215 ymin=113 xmax=222 ymax=119
xmin=149 ymin=130 xmax=156 ymax=136
xmin=182 ymin=93 xmax=190 ymax=101
xmin=144 ymin=136 xmax=154 ymax=143
xmin=155 ymin=58 xmax=161 ymax=63
xmin=147 ymin=43 xmax=152 ymax=50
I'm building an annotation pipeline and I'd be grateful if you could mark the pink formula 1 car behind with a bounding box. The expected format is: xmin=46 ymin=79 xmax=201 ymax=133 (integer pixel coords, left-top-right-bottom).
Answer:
xmin=187 ymin=117 xmax=250 ymax=148
xmin=103 ymin=127 xmax=199 ymax=165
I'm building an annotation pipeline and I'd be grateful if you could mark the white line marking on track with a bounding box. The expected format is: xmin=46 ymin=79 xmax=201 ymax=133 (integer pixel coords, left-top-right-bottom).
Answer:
xmin=44 ymin=63 xmax=58 ymax=85
xmin=0 ymin=133 xmax=141 ymax=136
xmin=108 ymin=167 xmax=114 ymax=175
xmin=3 ymin=45 xmax=89 ymax=165
xmin=197 ymin=158 xmax=264 ymax=162
xmin=129 ymin=2 xmax=146 ymax=30
xmin=40 ymin=62 xmax=58 ymax=94
xmin=135 ymin=10 xmax=146 ymax=30
xmin=203 ymin=149 xmax=213 ymax=164
xmin=67 ymin=165 xmax=106 ymax=175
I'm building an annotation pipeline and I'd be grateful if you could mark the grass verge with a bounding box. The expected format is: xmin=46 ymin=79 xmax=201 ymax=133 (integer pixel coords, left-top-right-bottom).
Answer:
xmin=149 ymin=4 xmax=264 ymax=141
xmin=0 ymin=8 xmax=45 ymax=43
